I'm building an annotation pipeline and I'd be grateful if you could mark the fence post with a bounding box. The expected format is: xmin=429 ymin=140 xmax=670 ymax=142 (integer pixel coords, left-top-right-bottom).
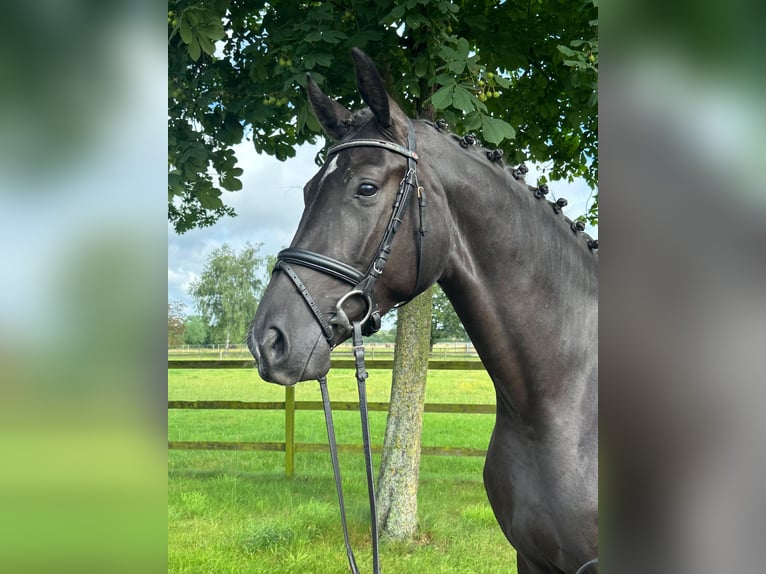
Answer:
xmin=285 ymin=386 xmax=295 ymax=478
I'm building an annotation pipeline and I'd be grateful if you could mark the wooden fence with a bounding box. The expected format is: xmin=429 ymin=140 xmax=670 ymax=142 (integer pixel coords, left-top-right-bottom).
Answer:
xmin=168 ymin=359 xmax=494 ymax=477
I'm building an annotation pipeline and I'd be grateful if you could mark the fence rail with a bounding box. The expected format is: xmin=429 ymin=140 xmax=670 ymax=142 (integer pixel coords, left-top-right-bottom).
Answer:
xmin=168 ymin=360 xmax=494 ymax=477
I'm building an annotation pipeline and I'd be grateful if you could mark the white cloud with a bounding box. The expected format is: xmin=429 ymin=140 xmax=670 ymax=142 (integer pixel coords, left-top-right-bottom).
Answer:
xmin=167 ymin=141 xmax=323 ymax=309
xmin=167 ymin=267 xmax=198 ymax=304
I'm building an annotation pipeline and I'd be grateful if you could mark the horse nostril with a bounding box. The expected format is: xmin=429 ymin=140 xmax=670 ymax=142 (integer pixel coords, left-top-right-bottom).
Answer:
xmin=262 ymin=326 xmax=288 ymax=364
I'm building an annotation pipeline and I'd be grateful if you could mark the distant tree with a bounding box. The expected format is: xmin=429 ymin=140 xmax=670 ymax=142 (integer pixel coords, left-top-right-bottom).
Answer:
xmin=183 ymin=315 xmax=210 ymax=345
xmin=430 ymin=285 xmax=467 ymax=347
xmin=168 ymin=301 xmax=186 ymax=347
xmin=366 ymin=326 xmax=398 ymax=344
xmin=188 ymin=242 xmax=266 ymax=351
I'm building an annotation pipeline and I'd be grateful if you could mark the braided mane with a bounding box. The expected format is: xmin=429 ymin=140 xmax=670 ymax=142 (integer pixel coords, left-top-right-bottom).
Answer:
xmin=426 ymin=119 xmax=598 ymax=254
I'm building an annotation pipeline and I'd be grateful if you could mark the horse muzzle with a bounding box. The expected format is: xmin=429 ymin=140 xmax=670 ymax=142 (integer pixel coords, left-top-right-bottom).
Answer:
xmin=248 ymin=284 xmax=332 ymax=386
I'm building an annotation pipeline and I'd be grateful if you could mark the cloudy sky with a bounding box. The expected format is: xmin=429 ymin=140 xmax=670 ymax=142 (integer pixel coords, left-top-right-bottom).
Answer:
xmin=168 ymin=138 xmax=597 ymax=314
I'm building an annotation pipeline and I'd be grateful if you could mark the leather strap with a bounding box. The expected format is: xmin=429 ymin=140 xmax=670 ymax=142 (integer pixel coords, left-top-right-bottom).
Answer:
xmin=319 ymin=376 xmax=360 ymax=574
xmin=328 ymin=139 xmax=418 ymax=162
xmin=354 ymin=321 xmax=380 ymax=573
xmin=277 ymin=261 xmax=335 ymax=344
xmin=319 ymin=320 xmax=380 ymax=574
xmin=278 ymin=248 xmax=365 ymax=286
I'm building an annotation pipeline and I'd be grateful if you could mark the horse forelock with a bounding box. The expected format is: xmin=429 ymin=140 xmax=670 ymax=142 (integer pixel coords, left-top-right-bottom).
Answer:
xmin=338 ymin=109 xmax=375 ymax=136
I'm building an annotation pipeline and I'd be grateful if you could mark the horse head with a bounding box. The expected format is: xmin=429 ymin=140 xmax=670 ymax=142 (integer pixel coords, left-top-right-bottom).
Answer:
xmin=248 ymin=49 xmax=448 ymax=385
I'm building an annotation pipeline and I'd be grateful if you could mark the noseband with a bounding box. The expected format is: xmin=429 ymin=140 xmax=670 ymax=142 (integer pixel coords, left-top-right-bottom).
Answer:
xmin=272 ymin=119 xmax=424 ymax=574
xmin=274 ymin=118 xmax=425 ymax=345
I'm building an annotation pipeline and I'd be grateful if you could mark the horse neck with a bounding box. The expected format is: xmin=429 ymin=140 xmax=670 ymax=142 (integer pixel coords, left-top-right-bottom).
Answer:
xmin=420 ymin=127 xmax=598 ymax=424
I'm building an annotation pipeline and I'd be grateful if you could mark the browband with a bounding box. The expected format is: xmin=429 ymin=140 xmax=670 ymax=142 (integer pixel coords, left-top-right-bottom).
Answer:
xmin=328 ymin=139 xmax=418 ymax=162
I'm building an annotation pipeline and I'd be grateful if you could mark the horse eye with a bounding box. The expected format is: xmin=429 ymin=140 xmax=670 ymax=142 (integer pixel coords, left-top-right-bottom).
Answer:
xmin=357 ymin=183 xmax=378 ymax=197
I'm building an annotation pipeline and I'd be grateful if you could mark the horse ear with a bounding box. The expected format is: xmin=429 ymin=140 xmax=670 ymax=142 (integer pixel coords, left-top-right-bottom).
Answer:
xmin=306 ymin=74 xmax=352 ymax=141
xmin=351 ymin=48 xmax=393 ymax=129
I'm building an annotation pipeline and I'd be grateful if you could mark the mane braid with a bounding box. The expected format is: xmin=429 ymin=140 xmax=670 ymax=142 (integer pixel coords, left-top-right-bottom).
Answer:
xmin=428 ymin=119 xmax=598 ymax=255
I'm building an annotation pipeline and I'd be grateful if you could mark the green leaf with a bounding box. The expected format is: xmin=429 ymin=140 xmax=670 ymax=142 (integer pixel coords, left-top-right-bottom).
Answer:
xmin=564 ymin=59 xmax=586 ymax=69
xmin=481 ymin=116 xmax=515 ymax=145
xmin=185 ymin=9 xmax=200 ymax=26
xmin=414 ymin=58 xmax=427 ymax=78
xmin=455 ymin=38 xmax=470 ymax=58
xmin=306 ymin=110 xmax=321 ymax=133
xmin=314 ymin=53 xmax=332 ymax=67
xmin=168 ymin=172 xmax=183 ymax=195
xmin=179 ymin=19 xmax=193 ymax=44
xmin=452 ymin=85 xmax=474 ymax=113
xmin=432 ymin=74 xmax=455 ymax=86
xmin=448 ymin=59 xmax=466 ymax=75
xmin=385 ymin=4 xmax=406 ymax=22
xmin=221 ymin=176 xmax=243 ymax=191
xmin=430 ymin=85 xmax=454 ymax=110
xmin=201 ymin=19 xmax=225 ymax=41
xmin=198 ymin=190 xmax=223 ymax=210
xmin=321 ymin=30 xmax=347 ymax=44
xmin=188 ymin=38 xmax=201 ymax=61
xmin=198 ymin=34 xmax=216 ymax=56
xmin=297 ymin=105 xmax=307 ymax=133
xmin=463 ymin=112 xmax=482 ymax=131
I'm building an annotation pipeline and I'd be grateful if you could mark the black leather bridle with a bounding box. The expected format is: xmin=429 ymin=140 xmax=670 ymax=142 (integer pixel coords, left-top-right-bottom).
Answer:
xmin=274 ymin=118 xmax=425 ymax=345
xmin=272 ymin=119 xmax=425 ymax=574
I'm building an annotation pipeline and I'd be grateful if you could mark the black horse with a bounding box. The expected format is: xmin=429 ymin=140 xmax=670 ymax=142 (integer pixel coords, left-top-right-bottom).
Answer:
xmin=248 ymin=49 xmax=598 ymax=574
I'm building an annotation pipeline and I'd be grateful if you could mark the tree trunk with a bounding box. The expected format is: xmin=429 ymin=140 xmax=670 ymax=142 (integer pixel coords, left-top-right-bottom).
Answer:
xmin=377 ymin=286 xmax=433 ymax=540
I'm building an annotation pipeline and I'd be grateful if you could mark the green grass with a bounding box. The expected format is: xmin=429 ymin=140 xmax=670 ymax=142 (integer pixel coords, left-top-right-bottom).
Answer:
xmin=169 ymin=368 xmax=515 ymax=573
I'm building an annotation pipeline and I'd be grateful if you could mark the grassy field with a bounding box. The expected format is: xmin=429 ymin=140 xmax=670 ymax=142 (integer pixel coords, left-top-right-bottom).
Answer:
xmin=169 ymin=367 xmax=516 ymax=573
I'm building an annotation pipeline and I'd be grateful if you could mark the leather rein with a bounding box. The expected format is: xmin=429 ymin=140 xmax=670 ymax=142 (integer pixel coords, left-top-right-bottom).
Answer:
xmin=273 ymin=119 xmax=424 ymax=574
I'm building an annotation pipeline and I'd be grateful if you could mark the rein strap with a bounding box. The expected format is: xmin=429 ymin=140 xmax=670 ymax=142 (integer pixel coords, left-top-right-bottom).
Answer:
xmin=319 ymin=321 xmax=380 ymax=574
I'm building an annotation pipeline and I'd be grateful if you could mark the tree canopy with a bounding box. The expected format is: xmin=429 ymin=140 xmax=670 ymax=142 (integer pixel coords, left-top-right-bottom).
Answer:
xmin=187 ymin=242 xmax=266 ymax=346
xmin=431 ymin=286 xmax=467 ymax=346
xmin=168 ymin=0 xmax=598 ymax=233
xmin=168 ymin=301 xmax=186 ymax=346
xmin=183 ymin=315 xmax=211 ymax=345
